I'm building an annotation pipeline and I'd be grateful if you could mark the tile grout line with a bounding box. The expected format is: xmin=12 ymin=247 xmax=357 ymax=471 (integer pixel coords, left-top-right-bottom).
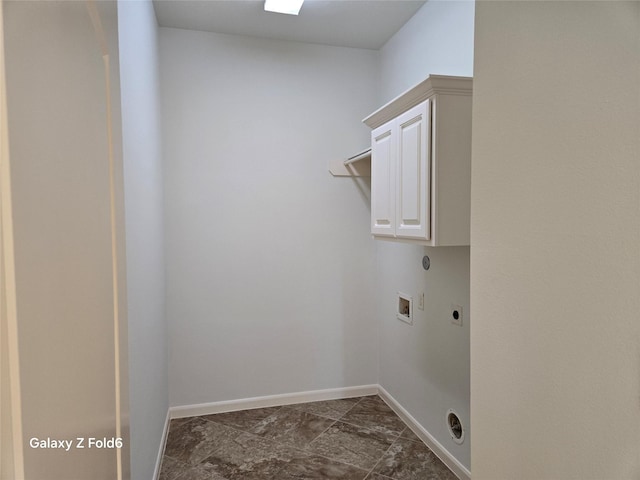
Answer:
xmin=196 ymin=404 xmax=363 ymax=475
xmin=364 ymin=434 xmax=401 ymax=480
xmin=356 ymin=397 xmax=412 ymax=480
xmin=172 ymin=416 xmax=251 ymax=470
xmin=336 ymin=395 xmax=409 ymax=439
xmin=235 ymin=397 xmax=378 ymax=476
xmin=295 ymin=395 xmax=404 ymax=478
xmin=302 ymin=395 xmax=370 ymax=447
xmin=305 ymin=417 xmax=339 ymax=448
xmin=302 ymin=396 xmax=405 ymax=479
xmin=332 ymin=417 xmax=404 ymax=437
xmin=229 ymin=414 xmax=375 ymax=478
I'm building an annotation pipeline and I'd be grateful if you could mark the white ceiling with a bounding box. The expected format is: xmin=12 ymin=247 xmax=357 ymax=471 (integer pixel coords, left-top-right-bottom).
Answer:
xmin=152 ymin=0 xmax=427 ymax=50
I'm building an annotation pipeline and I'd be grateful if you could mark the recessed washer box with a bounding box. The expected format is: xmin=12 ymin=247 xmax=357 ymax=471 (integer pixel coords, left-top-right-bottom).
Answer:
xmin=397 ymin=292 xmax=413 ymax=324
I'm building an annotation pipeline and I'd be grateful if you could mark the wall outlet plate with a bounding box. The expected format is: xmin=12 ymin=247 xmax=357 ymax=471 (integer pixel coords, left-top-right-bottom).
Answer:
xmin=451 ymin=304 xmax=463 ymax=326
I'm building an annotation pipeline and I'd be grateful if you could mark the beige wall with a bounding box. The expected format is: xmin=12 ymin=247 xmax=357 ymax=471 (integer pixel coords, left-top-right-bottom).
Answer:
xmin=0 ymin=291 xmax=16 ymax=479
xmin=471 ymin=2 xmax=640 ymax=478
xmin=0 ymin=307 xmax=16 ymax=479
xmin=3 ymin=1 xmax=129 ymax=478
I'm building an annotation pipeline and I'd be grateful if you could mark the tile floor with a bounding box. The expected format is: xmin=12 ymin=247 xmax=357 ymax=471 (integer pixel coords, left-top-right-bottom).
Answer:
xmin=159 ymin=395 xmax=458 ymax=480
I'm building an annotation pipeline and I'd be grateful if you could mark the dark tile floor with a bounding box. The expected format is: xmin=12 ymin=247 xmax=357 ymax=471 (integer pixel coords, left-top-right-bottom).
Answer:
xmin=159 ymin=395 xmax=458 ymax=480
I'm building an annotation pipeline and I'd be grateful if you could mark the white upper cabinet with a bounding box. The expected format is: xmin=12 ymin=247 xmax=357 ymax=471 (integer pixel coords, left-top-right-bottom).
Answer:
xmin=364 ymin=75 xmax=472 ymax=246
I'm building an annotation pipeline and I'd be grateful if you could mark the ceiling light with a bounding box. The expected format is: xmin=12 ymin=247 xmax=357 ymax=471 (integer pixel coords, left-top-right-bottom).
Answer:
xmin=264 ymin=0 xmax=304 ymax=16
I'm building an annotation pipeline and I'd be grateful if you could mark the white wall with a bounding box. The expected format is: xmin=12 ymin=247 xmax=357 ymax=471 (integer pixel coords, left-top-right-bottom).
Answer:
xmin=118 ymin=1 xmax=168 ymax=479
xmin=3 ymin=1 xmax=129 ymax=478
xmin=379 ymin=0 xmax=475 ymax=102
xmin=160 ymin=28 xmax=379 ymax=407
xmin=376 ymin=0 xmax=475 ymax=470
xmin=471 ymin=2 xmax=640 ymax=478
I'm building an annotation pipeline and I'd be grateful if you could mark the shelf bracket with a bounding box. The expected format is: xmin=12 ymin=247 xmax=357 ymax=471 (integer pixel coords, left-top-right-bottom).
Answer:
xmin=329 ymin=148 xmax=371 ymax=177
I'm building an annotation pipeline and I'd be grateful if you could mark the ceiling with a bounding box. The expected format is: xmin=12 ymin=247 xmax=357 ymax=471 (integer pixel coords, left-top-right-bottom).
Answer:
xmin=152 ymin=0 xmax=427 ymax=50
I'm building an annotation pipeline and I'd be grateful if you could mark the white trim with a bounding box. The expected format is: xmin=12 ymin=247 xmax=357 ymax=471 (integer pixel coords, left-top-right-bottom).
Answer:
xmin=86 ymin=3 xmax=125 ymax=479
xmin=169 ymin=385 xmax=379 ymax=419
xmin=0 ymin=0 xmax=25 ymax=476
xmin=378 ymin=386 xmax=471 ymax=480
xmin=363 ymin=75 xmax=472 ymax=129
xmin=153 ymin=409 xmax=171 ymax=480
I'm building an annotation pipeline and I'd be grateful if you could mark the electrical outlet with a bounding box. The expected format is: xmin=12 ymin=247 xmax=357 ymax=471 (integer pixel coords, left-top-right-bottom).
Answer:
xmin=451 ymin=304 xmax=463 ymax=326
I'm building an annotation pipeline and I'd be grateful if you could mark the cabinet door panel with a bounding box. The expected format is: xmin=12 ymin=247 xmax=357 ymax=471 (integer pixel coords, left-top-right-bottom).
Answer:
xmin=371 ymin=124 xmax=395 ymax=236
xmin=396 ymin=101 xmax=430 ymax=239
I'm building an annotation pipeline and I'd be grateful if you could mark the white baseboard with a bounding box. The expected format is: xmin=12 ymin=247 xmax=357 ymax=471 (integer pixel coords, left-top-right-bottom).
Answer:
xmin=169 ymin=384 xmax=379 ymax=419
xmin=162 ymin=384 xmax=470 ymax=480
xmin=377 ymin=386 xmax=471 ymax=480
xmin=153 ymin=409 xmax=171 ymax=480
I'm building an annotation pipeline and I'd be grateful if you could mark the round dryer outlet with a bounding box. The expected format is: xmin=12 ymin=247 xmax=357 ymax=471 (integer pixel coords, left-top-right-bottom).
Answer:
xmin=446 ymin=409 xmax=465 ymax=445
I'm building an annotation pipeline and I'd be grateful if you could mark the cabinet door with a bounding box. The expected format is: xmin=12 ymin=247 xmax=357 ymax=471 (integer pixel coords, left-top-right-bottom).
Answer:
xmin=371 ymin=122 xmax=395 ymax=237
xmin=395 ymin=100 xmax=430 ymax=240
